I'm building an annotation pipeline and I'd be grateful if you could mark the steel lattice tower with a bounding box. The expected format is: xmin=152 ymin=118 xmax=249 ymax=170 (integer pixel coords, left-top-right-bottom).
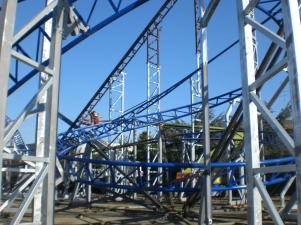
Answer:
xmin=0 ymin=1 xmax=301 ymax=225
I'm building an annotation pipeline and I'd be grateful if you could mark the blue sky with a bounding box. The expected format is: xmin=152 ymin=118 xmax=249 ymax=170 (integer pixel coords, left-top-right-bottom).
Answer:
xmin=5 ymin=0 xmax=290 ymax=143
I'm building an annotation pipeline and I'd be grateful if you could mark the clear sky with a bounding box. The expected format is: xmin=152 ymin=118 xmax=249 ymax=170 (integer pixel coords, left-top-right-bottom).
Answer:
xmin=5 ymin=0 xmax=290 ymax=143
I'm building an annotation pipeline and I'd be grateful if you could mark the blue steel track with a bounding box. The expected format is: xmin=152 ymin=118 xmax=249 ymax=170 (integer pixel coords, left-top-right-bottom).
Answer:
xmin=57 ymin=154 xmax=295 ymax=193
xmin=55 ymin=86 xmax=294 ymax=193
xmin=8 ymin=0 xmax=294 ymax=194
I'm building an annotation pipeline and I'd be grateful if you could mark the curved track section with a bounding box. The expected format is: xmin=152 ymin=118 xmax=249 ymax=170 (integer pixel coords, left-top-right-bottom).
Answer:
xmin=69 ymin=0 xmax=178 ymax=129
xmin=57 ymin=87 xmax=242 ymax=155
xmin=1 ymin=0 xmax=298 ymax=224
xmin=56 ymin=84 xmax=294 ymax=194
xmin=57 ymin=154 xmax=295 ymax=193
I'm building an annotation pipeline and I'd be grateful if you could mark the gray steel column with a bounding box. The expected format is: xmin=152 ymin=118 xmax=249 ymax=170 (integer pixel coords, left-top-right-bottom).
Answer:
xmin=109 ymin=72 xmax=125 ymax=188
xmin=191 ymin=0 xmax=202 ymax=188
xmin=33 ymin=0 xmax=54 ymax=222
xmin=199 ymin=1 xmax=211 ymax=224
xmin=86 ymin=145 xmax=92 ymax=202
xmin=43 ymin=0 xmax=64 ymax=223
xmin=158 ymin=129 xmax=163 ymax=201
xmin=236 ymin=0 xmax=262 ymax=224
xmin=146 ymin=27 xmax=161 ymax=184
xmin=281 ymin=0 xmax=301 ymax=223
xmin=0 ymin=0 xmax=18 ymax=203
xmin=109 ymin=71 xmax=125 ymax=146
xmin=133 ymin=121 xmax=137 ymax=199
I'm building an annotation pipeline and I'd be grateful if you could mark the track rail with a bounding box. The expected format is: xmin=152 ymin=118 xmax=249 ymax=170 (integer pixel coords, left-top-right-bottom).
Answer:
xmin=57 ymin=154 xmax=295 ymax=192
xmin=57 ymin=88 xmax=242 ymax=155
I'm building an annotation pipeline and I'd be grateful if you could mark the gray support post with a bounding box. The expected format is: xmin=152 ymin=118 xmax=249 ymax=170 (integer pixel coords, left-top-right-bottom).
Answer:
xmin=200 ymin=3 xmax=212 ymax=225
xmin=33 ymin=0 xmax=54 ymax=222
xmin=146 ymin=26 xmax=161 ymax=186
xmin=281 ymin=0 xmax=301 ymax=223
xmin=158 ymin=129 xmax=163 ymax=202
xmin=236 ymin=0 xmax=262 ymax=224
xmin=86 ymin=145 xmax=92 ymax=202
xmin=133 ymin=121 xmax=137 ymax=199
xmin=191 ymin=0 xmax=202 ymax=188
xmin=43 ymin=0 xmax=64 ymax=224
xmin=0 ymin=0 xmax=18 ymax=203
xmin=280 ymin=176 xmax=296 ymax=209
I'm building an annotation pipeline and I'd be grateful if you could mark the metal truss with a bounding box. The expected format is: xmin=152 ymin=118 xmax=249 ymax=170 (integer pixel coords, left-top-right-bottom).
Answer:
xmin=7 ymin=0 xmax=149 ymax=96
xmin=146 ymin=21 xmax=161 ymax=187
xmin=1 ymin=0 xmax=149 ymax=223
xmin=0 ymin=1 xmax=66 ymax=224
xmin=69 ymin=0 xmax=178 ymax=130
xmin=5 ymin=116 xmax=28 ymax=152
xmin=0 ymin=1 xmax=155 ymax=223
xmin=187 ymin=0 xmax=203 ymax=191
xmin=66 ymin=0 xmax=178 ymax=200
xmin=109 ymin=71 xmax=125 ymax=155
xmin=57 ymin=87 xmax=242 ymax=154
xmin=236 ymin=0 xmax=301 ymax=224
xmin=1 ymin=0 xmax=301 ymax=224
xmin=57 ymin=153 xmax=295 ymax=193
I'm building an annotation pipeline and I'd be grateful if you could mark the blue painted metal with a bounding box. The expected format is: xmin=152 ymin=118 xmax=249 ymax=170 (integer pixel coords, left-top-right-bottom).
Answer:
xmin=68 ymin=1 xmax=284 ymax=130
xmin=86 ymin=0 xmax=97 ymax=25
xmin=5 ymin=0 xmax=292 ymax=195
xmin=69 ymin=0 xmax=178 ymax=129
xmin=256 ymin=0 xmax=282 ymax=26
xmin=7 ymin=0 xmax=282 ymax=97
xmin=5 ymin=116 xmax=28 ymax=152
xmin=259 ymin=130 xmax=291 ymax=150
xmin=8 ymin=0 xmax=149 ymax=96
xmin=57 ymin=154 xmax=295 ymax=192
xmin=57 ymin=88 xmax=242 ymax=155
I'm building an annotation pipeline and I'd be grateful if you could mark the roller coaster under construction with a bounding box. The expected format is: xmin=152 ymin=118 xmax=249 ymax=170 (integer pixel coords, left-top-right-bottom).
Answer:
xmin=1 ymin=0 xmax=301 ymax=224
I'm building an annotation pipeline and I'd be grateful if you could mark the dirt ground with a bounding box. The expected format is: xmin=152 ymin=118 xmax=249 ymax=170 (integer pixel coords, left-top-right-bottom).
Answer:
xmin=0 ymin=194 xmax=297 ymax=225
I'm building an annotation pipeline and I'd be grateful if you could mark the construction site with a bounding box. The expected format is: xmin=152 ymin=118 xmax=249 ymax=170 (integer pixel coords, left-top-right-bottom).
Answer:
xmin=0 ymin=0 xmax=301 ymax=224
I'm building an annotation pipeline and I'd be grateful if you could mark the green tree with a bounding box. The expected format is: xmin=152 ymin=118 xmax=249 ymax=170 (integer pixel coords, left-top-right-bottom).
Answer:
xmin=136 ymin=131 xmax=157 ymax=162
xmin=210 ymin=112 xmax=225 ymax=127
xmin=161 ymin=120 xmax=188 ymax=163
xmin=263 ymin=102 xmax=292 ymax=159
xmin=195 ymin=108 xmax=215 ymax=125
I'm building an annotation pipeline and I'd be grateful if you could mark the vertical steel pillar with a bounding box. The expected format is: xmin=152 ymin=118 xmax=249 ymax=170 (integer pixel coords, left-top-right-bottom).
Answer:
xmin=133 ymin=121 xmax=137 ymax=199
xmin=109 ymin=72 xmax=125 ymax=146
xmin=199 ymin=0 xmax=211 ymax=224
xmin=146 ymin=27 xmax=161 ymax=185
xmin=0 ymin=1 xmax=65 ymax=223
xmin=191 ymin=0 xmax=202 ymax=188
xmin=43 ymin=0 xmax=64 ymax=223
xmin=158 ymin=129 xmax=163 ymax=201
xmin=236 ymin=0 xmax=262 ymax=224
xmin=33 ymin=0 xmax=54 ymax=222
xmin=281 ymin=0 xmax=301 ymax=223
xmin=109 ymin=72 xmax=125 ymax=186
xmin=86 ymin=145 xmax=92 ymax=202
xmin=0 ymin=0 xmax=18 ymax=205
xmin=225 ymin=101 xmax=234 ymax=204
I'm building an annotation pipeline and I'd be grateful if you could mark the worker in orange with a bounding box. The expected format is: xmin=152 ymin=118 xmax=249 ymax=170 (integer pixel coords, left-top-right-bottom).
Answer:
xmin=90 ymin=111 xmax=101 ymax=125
xmin=82 ymin=111 xmax=102 ymax=125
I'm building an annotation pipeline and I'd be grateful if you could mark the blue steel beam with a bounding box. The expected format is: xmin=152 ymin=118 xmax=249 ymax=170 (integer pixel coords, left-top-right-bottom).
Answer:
xmin=56 ymin=88 xmax=242 ymax=155
xmin=69 ymin=0 xmax=284 ymax=129
xmin=69 ymin=0 xmax=178 ymax=130
xmin=7 ymin=0 xmax=282 ymax=97
xmin=5 ymin=116 xmax=28 ymax=152
xmin=8 ymin=0 xmax=149 ymax=95
xmin=256 ymin=1 xmax=282 ymax=26
xmin=57 ymin=154 xmax=295 ymax=193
